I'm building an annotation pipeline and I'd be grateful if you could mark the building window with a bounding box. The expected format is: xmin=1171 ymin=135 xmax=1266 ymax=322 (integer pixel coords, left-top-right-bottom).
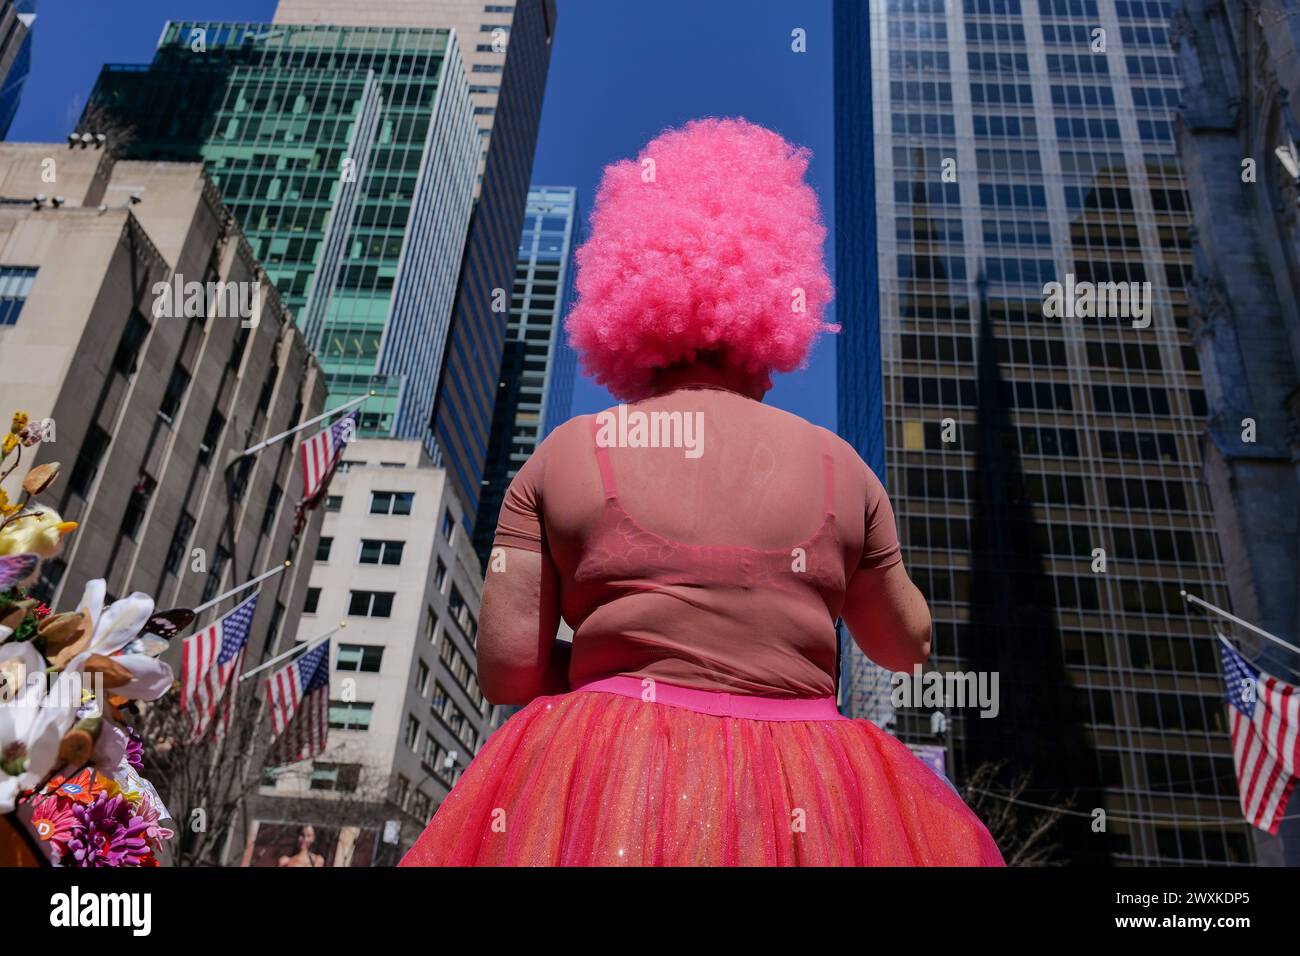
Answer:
xmin=230 ymin=455 xmax=253 ymax=498
xmin=424 ymin=606 xmax=438 ymax=642
xmin=370 ymin=491 xmax=413 ymax=515
xmin=404 ymin=714 xmax=419 ymax=750
xmin=416 ymin=659 xmax=430 ymax=695
xmin=336 ymin=643 xmax=383 ymax=673
xmin=113 ymin=309 xmax=150 ymax=377
xmin=198 ymin=409 xmax=225 ymax=466
xmin=327 ymin=701 xmax=374 ymax=731
xmin=0 ymin=266 xmax=37 ymax=325
xmin=411 ymin=790 xmax=433 ymax=823
xmin=164 ymin=511 xmax=195 ymax=575
xmin=358 ymin=539 xmax=404 ymax=565
xmin=68 ymin=424 xmax=110 ymax=497
xmin=228 ymin=325 xmax=250 ymax=371
xmin=394 ymin=774 xmax=411 ymax=811
xmin=256 ymin=362 xmax=279 ymax=416
xmin=120 ymin=472 xmax=156 ymax=541
xmin=316 ymin=536 xmax=333 ymax=561
xmin=325 ymin=495 xmax=343 ymax=512
xmin=201 ymin=546 xmax=230 ymax=603
xmin=303 ymin=587 xmax=321 ymax=614
xmin=347 ymin=590 xmax=394 ymax=618
xmin=260 ymin=482 xmax=282 ymax=535
xmin=441 ymin=509 xmax=456 ymax=542
xmin=435 ymin=558 xmax=447 ymax=591
xmin=448 ymin=584 xmax=477 ymax=642
xmin=310 ymin=762 xmax=361 ymax=792
xmin=266 ymin=601 xmax=285 ymax=647
xmin=158 ymin=364 xmax=191 ymax=422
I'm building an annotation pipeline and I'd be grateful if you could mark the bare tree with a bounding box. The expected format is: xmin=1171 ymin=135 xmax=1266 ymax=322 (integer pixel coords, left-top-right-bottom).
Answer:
xmin=961 ymin=761 xmax=1069 ymax=867
xmin=134 ymin=680 xmax=270 ymax=867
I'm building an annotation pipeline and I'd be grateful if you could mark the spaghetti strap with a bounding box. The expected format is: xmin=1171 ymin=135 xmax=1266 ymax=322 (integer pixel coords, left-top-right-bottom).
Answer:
xmin=590 ymin=415 xmax=619 ymax=500
xmin=819 ymin=428 xmax=835 ymax=515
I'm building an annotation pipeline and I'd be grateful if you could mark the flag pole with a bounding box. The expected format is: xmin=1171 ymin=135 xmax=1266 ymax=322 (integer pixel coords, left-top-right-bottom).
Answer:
xmin=1181 ymin=589 xmax=1300 ymax=657
xmin=192 ymin=560 xmax=290 ymax=616
xmin=229 ymin=390 xmax=374 ymax=462
xmin=239 ymin=621 xmax=345 ymax=683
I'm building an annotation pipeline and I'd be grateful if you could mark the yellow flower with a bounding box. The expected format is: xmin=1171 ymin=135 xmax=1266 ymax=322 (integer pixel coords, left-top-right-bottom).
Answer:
xmin=1 ymin=434 xmax=16 ymax=455
xmin=0 ymin=489 xmax=16 ymax=517
xmin=10 ymin=411 xmax=27 ymax=434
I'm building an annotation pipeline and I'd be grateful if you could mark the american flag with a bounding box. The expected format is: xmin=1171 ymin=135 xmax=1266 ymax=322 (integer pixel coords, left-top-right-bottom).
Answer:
xmin=265 ymin=640 xmax=332 ymax=766
xmin=299 ymin=411 xmax=356 ymax=504
xmin=1220 ymin=636 xmax=1300 ymax=834
xmin=181 ymin=593 xmax=258 ymax=742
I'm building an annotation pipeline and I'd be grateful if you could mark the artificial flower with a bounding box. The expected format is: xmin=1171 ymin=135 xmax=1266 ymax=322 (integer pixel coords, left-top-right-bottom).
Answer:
xmin=124 ymin=727 xmax=144 ymax=770
xmin=65 ymin=792 xmax=153 ymax=867
xmin=44 ymin=768 xmax=108 ymax=806
xmin=0 ymin=489 xmax=20 ymax=519
xmin=28 ymin=792 xmax=78 ymax=849
xmin=10 ymin=411 xmax=27 ymax=434
xmin=1 ymin=433 xmax=16 ymax=455
xmin=0 ymin=642 xmax=78 ymax=813
xmin=56 ymin=581 xmax=174 ymax=701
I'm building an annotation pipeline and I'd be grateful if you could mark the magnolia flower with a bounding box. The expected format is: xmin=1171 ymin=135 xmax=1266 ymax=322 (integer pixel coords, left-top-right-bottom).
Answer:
xmin=0 ymin=642 xmax=78 ymax=813
xmin=60 ymin=580 xmax=174 ymax=701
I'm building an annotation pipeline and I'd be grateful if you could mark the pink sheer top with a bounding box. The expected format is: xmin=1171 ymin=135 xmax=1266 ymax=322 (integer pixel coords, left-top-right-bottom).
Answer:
xmin=492 ymin=387 xmax=903 ymax=697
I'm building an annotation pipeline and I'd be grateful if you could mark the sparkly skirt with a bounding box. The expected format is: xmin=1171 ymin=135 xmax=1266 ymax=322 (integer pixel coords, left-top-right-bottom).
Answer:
xmin=399 ymin=676 xmax=1005 ymax=866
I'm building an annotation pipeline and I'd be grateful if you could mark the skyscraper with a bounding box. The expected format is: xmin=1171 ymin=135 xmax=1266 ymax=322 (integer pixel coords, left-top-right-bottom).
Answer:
xmin=836 ymin=0 xmax=1250 ymax=865
xmin=473 ymin=185 xmax=581 ymax=565
xmin=86 ymin=20 xmax=480 ymax=452
xmin=268 ymin=1 xmax=559 ymax=523
xmin=0 ymin=0 xmax=35 ymax=139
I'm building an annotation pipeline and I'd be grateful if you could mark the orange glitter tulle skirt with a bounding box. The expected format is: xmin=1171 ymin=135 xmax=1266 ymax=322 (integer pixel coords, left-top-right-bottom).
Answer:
xmin=399 ymin=680 xmax=1006 ymax=866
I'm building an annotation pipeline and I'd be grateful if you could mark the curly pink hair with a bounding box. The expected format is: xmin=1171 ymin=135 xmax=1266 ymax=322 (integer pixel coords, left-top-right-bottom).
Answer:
xmin=564 ymin=117 xmax=837 ymax=401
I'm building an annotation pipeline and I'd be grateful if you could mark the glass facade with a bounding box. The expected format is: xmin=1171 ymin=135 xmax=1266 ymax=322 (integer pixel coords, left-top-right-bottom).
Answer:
xmin=836 ymin=0 xmax=1249 ymax=865
xmin=431 ymin=0 xmax=557 ymax=529
xmin=472 ymin=185 xmax=580 ymax=565
xmin=86 ymin=20 xmax=479 ymax=444
xmin=0 ymin=0 xmax=35 ymax=139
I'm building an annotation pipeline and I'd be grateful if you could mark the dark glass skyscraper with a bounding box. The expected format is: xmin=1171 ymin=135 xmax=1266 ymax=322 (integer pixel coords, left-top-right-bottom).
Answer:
xmin=0 ymin=0 xmax=35 ymax=138
xmin=835 ymin=0 xmax=1250 ymax=865
xmin=473 ymin=185 xmax=580 ymax=565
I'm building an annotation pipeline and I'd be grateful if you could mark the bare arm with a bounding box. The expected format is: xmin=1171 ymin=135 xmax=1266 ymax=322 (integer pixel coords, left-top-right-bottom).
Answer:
xmin=476 ymin=546 xmax=565 ymax=705
xmin=841 ymin=561 xmax=933 ymax=672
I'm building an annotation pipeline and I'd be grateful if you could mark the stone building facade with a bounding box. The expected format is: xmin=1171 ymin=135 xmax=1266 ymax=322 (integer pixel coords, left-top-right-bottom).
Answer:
xmin=1174 ymin=0 xmax=1300 ymax=864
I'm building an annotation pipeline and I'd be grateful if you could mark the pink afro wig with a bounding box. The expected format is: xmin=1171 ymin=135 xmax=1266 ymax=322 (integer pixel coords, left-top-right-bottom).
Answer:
xmin=564 ymin=117 xmax=836 ymax=400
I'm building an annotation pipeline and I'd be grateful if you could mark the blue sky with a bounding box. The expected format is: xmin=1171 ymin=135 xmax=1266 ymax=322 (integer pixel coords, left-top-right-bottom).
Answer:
xmin=10 ymin=0 xmax=837 ymax=428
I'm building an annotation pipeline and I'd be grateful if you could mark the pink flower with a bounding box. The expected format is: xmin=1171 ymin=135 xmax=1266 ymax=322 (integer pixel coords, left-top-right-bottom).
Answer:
xmin=134 ymin=794 xmax=173 ymax=845
xmin=28 ymin=793 xmax=78 ymax=854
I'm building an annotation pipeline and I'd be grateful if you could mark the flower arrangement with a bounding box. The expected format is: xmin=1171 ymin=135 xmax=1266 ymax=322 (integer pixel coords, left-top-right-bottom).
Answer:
xmin=0 ymin=411 xmax=179 ymax=867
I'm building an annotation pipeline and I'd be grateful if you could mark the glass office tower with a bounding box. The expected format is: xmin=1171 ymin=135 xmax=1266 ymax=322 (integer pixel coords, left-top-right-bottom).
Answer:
xmin=472 ymin=185 xmax=580 ymax=565
xmin=86 ymin=21 xmax=480 ymax=444
xmin=836 ymin=0 xmax=1250 ymax=865
xmin=0 ymin=0 xmax=35 ymax=138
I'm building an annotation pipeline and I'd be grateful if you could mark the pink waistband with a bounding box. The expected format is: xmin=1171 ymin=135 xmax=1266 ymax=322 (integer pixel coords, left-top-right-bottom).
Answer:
xmin=571 ymin=674 xmax=846 ymax=721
